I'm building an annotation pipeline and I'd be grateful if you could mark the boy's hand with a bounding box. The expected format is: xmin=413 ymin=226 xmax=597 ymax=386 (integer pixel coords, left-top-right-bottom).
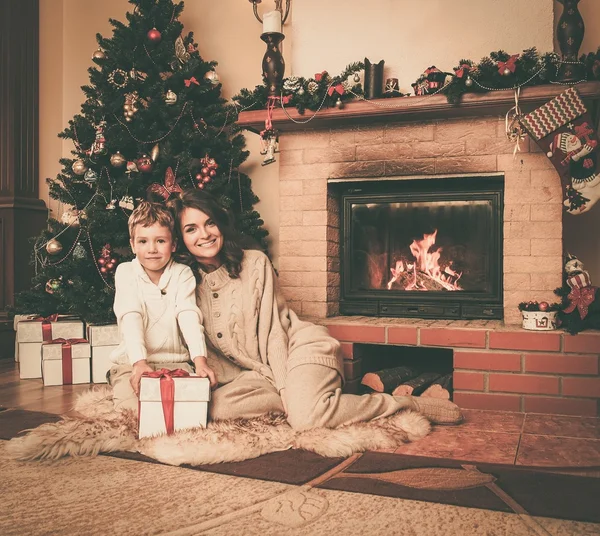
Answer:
xmin=130 ymin=360 xmax=154 ymax=396
xmin=193 ymin=356 xmax=217 ymax=388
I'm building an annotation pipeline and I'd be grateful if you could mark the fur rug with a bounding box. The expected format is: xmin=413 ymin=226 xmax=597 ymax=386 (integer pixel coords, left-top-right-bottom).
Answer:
xmin=6 ymin=386 xmax=430 ymax=465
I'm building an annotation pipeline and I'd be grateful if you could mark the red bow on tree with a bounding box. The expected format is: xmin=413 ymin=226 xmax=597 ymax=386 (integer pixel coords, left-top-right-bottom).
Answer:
xmin=454 ymin=63 xmax=471 ymax=78
xmin=184 ymin=77 xmax=200 ymax=87
xmin=314 ymin=71 xmax=328 ymax=82
xmin=147 ymin=167 xmax=182 ymax=200
xmin=497 ymin=54 xmax=519 ymax=75
xmin=327 ymin=84 xmax=345 ymax=97
xmin=564 ymin=286 xmax=597 ymax=320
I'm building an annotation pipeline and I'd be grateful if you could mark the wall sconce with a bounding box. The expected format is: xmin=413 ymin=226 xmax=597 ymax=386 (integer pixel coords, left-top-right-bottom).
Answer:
xmin=249 ymin=0 xmax=292 ymax=97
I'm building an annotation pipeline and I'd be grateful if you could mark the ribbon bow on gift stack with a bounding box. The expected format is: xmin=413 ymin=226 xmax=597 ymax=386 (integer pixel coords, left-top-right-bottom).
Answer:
xmin=43 ymin=338 xmax=88 ymax=384
xmin=142 ymin=368 xmax=191 ymax=435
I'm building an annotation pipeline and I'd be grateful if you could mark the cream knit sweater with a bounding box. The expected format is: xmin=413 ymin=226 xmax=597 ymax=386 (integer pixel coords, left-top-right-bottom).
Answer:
xmin=197 ymin=249 xmax=343 ymax=392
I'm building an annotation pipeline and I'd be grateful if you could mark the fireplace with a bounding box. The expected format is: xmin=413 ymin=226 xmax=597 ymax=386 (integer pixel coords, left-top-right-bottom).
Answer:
xmin=336 ymin=175 xmax=504 ymax=320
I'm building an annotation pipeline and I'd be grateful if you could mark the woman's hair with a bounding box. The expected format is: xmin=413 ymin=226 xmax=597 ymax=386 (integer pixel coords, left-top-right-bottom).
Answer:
xmin=128 ymin=201 xmax=175 ymax=239
xmin=168 ymin=189 xmax=244 ymax=280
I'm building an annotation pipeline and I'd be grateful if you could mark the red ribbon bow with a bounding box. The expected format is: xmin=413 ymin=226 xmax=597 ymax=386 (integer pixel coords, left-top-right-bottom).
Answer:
xmin=327 ymin=84 xmax=345 ymax=97
xmin=142 ymin=368 xmax=191 ymax=435
xmin=497 ymin=54 xmax=519 ymax=75
xmin=564 ymin=286 xmax=597 ymax=320
xmin=43 ymin=338 xmax=88 ymax=385
xmin=184 ymin=77 xmax=200 ymax=87
xmin=24 ymin=314 xmax=60 ymax=342
xmin=454 ymin=63 xmax=471 ymax=78
xmin=314 ymin=71 xmax=328 ymax=82
xmin=147 ymin=167 xmax=182 ymax=200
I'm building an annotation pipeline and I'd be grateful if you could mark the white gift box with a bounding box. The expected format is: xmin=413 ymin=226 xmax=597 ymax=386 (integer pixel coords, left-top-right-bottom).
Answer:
xmin=139 ymin=374 xmax=210 ymax=439
xmin=17 ymin=319 xmax=84 ymax=379
xmin=42 ymin=341 xmax=91 ymax=386
xmin=86 ymin=324 xmax=119 ymax=383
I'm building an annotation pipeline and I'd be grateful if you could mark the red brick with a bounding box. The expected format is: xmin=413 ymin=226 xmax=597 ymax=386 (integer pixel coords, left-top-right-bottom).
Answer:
xmin=454 ymin=351 xmax=521 ymax=371
xmin=339 ymin=342 xmax=354 ymax=360
xmin=326 ymin=324 xmax=385 ymax=343
xmin=562 ymin=377 xmax=600 ymax=398
xmin=453 ymin=371 xmax=485 ymax=391
xmin=523 ymin=396 xmax=598 ymax=417
xmin=525 ymin=353 xmax=599 ymax=375
xmin=453 ymin=392 xmax=521 ymax=412
xmin=489 ymin=331 xmax=561 ymax=352
xmin=420 ymin=328 xmax=486 ymax=348
xmin=387 ymin=327 xmax=418 ymax=345
xmin=563 ymin=333 xmax=600 ymax=354
xmin=489 ymin=374 xmax=559 ymax=395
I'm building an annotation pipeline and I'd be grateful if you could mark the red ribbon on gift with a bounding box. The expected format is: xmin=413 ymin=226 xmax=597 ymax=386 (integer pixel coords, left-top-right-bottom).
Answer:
xmin=564 ymin=286 xmax=597 ymax=320
xmin=327 ymin=84 xmax=345 ymax=97
xmin=44 ymin=338 xmax=88 ymax=385
xmin=24 ymin=314 xmax=59 ymax=342
xmin=143 ymin=369 xmax=191 ymax=435
xmin=497 ymin=54 xmax=519 ymax=75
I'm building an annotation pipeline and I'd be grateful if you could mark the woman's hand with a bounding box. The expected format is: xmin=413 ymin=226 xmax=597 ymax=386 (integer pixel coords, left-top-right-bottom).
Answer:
xmin=193 ymin=356 xmax=217 ymax=388
xmin=130 ymin=360 xmax=154 ymax=396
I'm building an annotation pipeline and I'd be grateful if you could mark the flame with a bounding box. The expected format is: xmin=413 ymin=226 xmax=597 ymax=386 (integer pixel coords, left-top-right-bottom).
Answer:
xmin=389 ymin=229 xmax=462 ymax=291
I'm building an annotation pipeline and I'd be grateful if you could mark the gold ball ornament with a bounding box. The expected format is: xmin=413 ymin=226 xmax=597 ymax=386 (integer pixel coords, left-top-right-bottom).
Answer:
xmin=465 ymin=77 xmax=473 ymax=87
xmin=72 ymin=159 xmax=87 ymax=176
xmin=165 ymin=89 xmax=178 ymax=105
xmin=502 ymin=67 xmax=511 ymax=76
xmin=204 ymin=70 xmax=220 ymax=85
xmin=110 ymin=151 xmax=126 ymax=167
xmin=92 ymin=48 xmax=106 ymax=60
xmin=45 ymin=238 xmax=63 ymax=255
xmin=335 ymin=98 xmax=344 ymax=109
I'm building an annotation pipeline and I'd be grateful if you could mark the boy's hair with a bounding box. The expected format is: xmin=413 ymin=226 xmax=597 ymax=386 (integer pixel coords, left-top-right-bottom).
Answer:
xmin=128 ymin=201 xmax=175 ymax=239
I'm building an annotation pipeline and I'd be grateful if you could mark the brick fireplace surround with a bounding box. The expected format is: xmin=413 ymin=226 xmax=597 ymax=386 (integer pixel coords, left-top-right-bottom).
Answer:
xmin=238 ymin=83 xmax=600 ymax=417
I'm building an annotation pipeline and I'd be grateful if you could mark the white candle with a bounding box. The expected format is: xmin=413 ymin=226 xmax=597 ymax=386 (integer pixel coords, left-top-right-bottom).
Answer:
xmin=263 ymin=10 xmax=282 ymax=33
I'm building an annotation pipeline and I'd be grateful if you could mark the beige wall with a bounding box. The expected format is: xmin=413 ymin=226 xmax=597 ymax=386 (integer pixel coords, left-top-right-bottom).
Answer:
xmin=40 ymin=0 xmax=600 ymax=277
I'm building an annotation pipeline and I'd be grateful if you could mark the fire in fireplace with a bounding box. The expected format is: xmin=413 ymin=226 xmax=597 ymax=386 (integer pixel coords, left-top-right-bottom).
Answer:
xmin=336 ymin=175 xmax=504 ymax=320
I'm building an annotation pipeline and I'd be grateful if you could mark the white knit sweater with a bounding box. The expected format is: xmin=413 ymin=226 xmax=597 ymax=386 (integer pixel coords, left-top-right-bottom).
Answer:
xmin=197 ymin=249 xmax=343 ymax=391
xmin=110 ymin=258 xmax=207 ymax=365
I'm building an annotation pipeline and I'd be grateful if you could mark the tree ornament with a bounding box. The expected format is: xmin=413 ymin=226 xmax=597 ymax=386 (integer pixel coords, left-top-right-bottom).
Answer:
xmin=147 ymin=28 xmax=162 ymax=44
xmin=72 ymin=159 xmax=87 ymax=176
xmin=106 ymin=199 xmax=117 ymax=210
xmin=204 ymin=70 xmax=220 ymax=85
xmin=92 ymin=48 xmax=106 ymax=61
xmin=97 ymin=244 xmax=118 ymax=276
xmin=110 ymin=151 xmax=126 ymax=168
xmin=175 ymin=35 xmax=191 ymax=64
xmin=465 ymin=76 xmax=473 ymax=87
xmin=45 ymin=278 xmax=62 ymax=294
xmin=87 ymin=120 xmax=107 ymax=155
xmin=307 ymin=81 xmax=319 ymax=95
xmin=84 ymin=168 xmax=98 ymax=184
xmin=119 ymin=196 xmax=134 ymax=210
xmin=194 ymin=155 xmax=218 ymax=185
xmin=123 ymin=92 xmax=140 ymax=121
xmin=147 ymin=167 xmax=183 ymax=200
xmin=502 ymin=67 xmax=511 ymax=76
xmin=335 ymin=98 xmax=344 ymax=109
xmin=126 ymin=161 xmax=139 ymax=174
xmin=61 ymin=208 xmax=80 ymax=226
xmin=136 ymin=155 xmax=154 ymax=173
xmin=108 ymin=69 xmax=128 ymax=88
xmin=129 ymin=68 xmax=147 ymax=82
xmin=354 ymin=73 xmax=361 ymax=83
xmin=73 ymin=243 xmax=87 ymax=260
xmin=45 ymin=238 xmax=63 ymax=255
xmin=150 ymin=144 xmax=160 ymax=162
xmin=165 ymin=89 xmax=178 ymax=105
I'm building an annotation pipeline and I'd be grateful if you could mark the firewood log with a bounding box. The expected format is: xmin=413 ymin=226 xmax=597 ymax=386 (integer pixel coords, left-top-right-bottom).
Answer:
xmin=421 ymin=373 xmax=453 ymax=399
xmin=392 ymin=372 xmax=442 ymax=396
xmin=360 ymin=366 xmax=420 ymax=393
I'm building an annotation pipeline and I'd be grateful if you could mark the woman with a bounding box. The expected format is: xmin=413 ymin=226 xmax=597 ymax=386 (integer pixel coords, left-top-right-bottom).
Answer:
xmin=169 ymin=189 xmax=462 ymax=429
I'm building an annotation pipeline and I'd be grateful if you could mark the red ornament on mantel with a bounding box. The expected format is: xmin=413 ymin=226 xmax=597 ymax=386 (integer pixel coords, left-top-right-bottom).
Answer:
xmin=147 ymin=28 xmax=162 ymax=44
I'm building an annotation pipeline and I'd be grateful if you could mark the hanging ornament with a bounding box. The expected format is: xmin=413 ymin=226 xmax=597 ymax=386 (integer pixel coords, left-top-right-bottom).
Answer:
xmin=175 ymin=35 xmax=191 ymax=64
xmin=123 ymin=91 xmax=140 ymax=122
xmin=97 ymin=244 xmax=118 ymax=275
xmin=92 ymin=48 xmax=106 ymax=61
xmin=108 ymin=68 xmax=128 ymax=89
xmin=259 ymin=129 xmax=279 ymax=166
xmin=465 ymin=76 xmax=473 ymax=87
xmin=45 ymin=238 xmax=63 ymax=255
xmin=110 ymin=151 xmax=126 ymax=168
xmin=84 ymin=168 xmax=98 ymax=184
xmin=354 ymin=73 xmax=361 ymax=83
xmin=87 ymin=120 xmax=107 ymax=155
xmin=73 ymin=243 xmax=87 ymax=260
xmin=204 ymin=70 xmax=220 ymax=85
xmin=129 ymin=68 xmax=148 ymax=82
xmin=498 ymin=54 xmax=519 ymax=76
xmin=194 ymin=155 xmax=219 ymax=185
xmin=502 ymin=68 xmax=511 ymax=76
xmin=105 ymin=199 xmax=117 ymax=210
xmin=165 ymin=89 xmax=178 ymax=105
xmin=136 ymin=154 xmax=154 ymax=173
xmin=150 ymin=144 xmax=160 ymax=162
xmin=61 ymin=208 xmax=80 ymax=226
xmin=335 ymin=98 xmax=344 ymax=109
xmin=147 ymin=27 xmax=162 ymax=44
xmin=119 ymin=196 xmax=135 ymax=210
xmin=148 ymin=167 xmax=183 ymax=200
xmin=72 ymin=159 xmax=87 ymax=176
xmin=45 ymin=278 xmax=62 ymax=294
xmin=126 ymin=161 xmax=139 ymax=174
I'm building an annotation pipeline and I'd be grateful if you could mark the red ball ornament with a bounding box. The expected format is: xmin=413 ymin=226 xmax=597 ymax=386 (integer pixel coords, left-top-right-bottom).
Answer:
xmin=100 ymin=266 xmax=107 ymax=273
xmin=195 ymin=173 xmax=203 ymax=181
xmin=147 ymin=28 xmax=162 ymax=44
xmin=538 ymin=301 xmax=549 ymax=312
xmin=198 ymin=183 xmax=204 ymax=189
xmin=201 ymin=167 xmax=209 ymax=175
xmin=110 ymin=258 xmax=117 ymax=265
xmin=137 ymin=155 xmax=154 ymax=173
xmin=202 ymin=177 xmax=210 ymax=183
xmin=209 ymin=169 xmax=217 ymax=177
xmin=98 ymin=257 xmax=106 ymax=266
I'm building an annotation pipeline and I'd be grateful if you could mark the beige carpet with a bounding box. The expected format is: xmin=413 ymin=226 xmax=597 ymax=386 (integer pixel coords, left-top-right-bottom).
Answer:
xmin=2 ymin=442 xmax=598 ymax=536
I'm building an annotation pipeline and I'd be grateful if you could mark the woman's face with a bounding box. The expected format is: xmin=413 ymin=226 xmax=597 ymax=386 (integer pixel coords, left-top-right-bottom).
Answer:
xmin=179 ymin=207 xmax=224 ymax=268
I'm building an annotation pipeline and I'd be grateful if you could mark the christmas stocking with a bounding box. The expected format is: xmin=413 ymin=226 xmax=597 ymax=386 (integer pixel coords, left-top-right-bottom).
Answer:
xmin=521 ymin=87 xmax=600 ymax=215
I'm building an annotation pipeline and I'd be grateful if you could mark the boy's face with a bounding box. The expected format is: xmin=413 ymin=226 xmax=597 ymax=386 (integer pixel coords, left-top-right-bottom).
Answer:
xmin=130 ymin=223 xmax=176 ymax=278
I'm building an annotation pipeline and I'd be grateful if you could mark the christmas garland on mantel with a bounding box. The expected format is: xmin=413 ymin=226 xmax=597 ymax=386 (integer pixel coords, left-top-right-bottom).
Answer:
xmin=233 ymin=48 xmax=600 ymax=113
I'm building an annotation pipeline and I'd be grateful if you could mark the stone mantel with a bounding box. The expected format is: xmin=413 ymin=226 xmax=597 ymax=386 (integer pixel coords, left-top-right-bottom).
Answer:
xmin=237 ymin=81 xmax=600 ymax=133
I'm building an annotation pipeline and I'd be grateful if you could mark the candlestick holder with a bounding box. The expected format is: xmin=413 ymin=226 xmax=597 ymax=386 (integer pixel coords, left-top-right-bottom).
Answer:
xmin=261 ymin=32 xmax=285 ymax=97
xmin=556 ymin=0 xmax=585 ymax=82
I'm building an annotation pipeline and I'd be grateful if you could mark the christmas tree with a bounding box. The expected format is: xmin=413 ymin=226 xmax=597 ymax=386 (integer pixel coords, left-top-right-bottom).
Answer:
xmin=15 ymin=0 xmax=267 ymax=324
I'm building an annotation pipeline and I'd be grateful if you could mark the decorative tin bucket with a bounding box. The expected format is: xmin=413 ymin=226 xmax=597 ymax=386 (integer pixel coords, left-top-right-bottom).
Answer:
xmin=521 ymin=311 xmax=558 ymax=331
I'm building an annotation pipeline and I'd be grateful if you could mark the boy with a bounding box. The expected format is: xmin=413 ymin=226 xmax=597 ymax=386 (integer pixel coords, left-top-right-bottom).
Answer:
xmin=108 ymin=201 xmax=216 ymax=412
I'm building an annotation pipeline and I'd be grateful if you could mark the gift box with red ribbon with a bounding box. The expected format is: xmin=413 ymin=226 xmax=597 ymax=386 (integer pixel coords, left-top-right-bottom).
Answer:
xmin=86 ymin=323 xmax=119 ymax=384
xmin=16 ymin=316 xmax=84 ymax=379
xmin=138 ymin=369 xmax=211 ymax=439
xmin=42 ymin=338 xmax=91 ymax=386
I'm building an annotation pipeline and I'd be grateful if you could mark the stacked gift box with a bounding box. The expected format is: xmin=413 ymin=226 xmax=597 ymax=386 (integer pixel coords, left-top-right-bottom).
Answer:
xmin=42 ymin=338 xmax=91 ymax=386
xmin=86 ymin=324 xmax=119 ymax=384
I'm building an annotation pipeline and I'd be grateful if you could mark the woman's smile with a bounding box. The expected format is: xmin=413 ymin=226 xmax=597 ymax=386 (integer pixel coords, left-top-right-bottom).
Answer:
xmin=180 ymin=207 xmax=224 ymax=268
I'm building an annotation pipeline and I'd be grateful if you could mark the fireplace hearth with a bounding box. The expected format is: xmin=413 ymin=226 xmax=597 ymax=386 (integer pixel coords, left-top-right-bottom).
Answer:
xmin=336 ymin=175 xmax=504 ymax=320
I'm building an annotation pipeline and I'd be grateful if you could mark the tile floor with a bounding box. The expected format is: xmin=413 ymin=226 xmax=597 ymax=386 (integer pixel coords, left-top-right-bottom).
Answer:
xmin=2 ymin=359 xmax=599 ymax=470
